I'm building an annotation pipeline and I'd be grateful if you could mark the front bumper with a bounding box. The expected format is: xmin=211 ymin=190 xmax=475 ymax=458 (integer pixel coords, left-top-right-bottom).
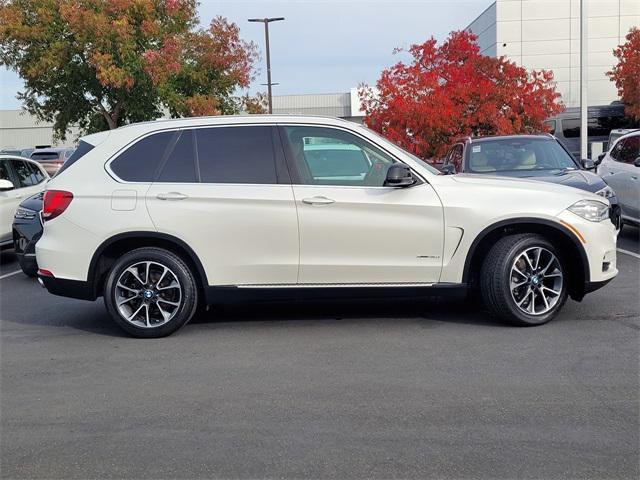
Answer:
xmin=557 ymin=209 xmax=618 ymax=286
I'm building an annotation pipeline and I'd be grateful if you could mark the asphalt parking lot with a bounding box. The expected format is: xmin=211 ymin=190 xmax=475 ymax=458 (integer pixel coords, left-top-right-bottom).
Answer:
xmin=1 ymin=228 xmax=639 ymax=479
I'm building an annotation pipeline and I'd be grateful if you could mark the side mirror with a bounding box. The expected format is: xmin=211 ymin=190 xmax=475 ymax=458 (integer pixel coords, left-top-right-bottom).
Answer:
xmin=597 ymin=153 xmax=605 ymax=163
xmin=0 ymin=179 xmax=14 ymax=191
xmin=441 ymin=164 xmax=456 ymax=175
xmin=384 ymin=162 xmax=415 ymax=187
xmin=581 ymin=158 xmax=596 ymax=170
xmin=634 ymin=157 xmax=640 ymax=167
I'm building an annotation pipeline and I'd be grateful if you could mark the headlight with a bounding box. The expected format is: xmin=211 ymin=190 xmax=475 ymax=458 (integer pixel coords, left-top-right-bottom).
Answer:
xmin=567 ymin=200 xmax=609 ymax=222
xmin=14 ymin=207 xmax=37 ymax=220
xmin=595 ymin=185 xmax=615 ymax=199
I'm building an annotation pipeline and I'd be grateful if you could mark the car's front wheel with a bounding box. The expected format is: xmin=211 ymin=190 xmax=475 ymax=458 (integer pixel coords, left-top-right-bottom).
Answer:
xmin=104 ymin=247 xmax=199 ymax=338
xmin=480 ymin=234 xmax=568 ymax=326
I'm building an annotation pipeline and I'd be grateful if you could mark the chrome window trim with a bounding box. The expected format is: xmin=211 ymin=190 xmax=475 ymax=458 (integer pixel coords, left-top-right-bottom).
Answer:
xmin=104 ymin=121 xmax=429 ymax=187
xmin=277 ymin=122 xmax=428 ymax=187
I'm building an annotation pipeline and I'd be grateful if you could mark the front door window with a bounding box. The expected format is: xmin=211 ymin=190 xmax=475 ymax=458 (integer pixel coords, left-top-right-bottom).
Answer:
xmin=281 ymin=126 xmax=396 ymax=187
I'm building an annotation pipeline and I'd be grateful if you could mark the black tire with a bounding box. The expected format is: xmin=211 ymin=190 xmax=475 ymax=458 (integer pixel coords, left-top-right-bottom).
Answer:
xmin=104 ymin=247 xmax=199 ymax=338
xmin=480 ymin=234 xmax=568 ymax=326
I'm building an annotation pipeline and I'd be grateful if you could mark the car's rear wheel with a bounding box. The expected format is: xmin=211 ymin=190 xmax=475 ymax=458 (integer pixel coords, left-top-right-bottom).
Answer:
xmin=481 ymin=234 xmax=568 ymax=326
xmin=104 ymin=247 xmax=198 ymax=338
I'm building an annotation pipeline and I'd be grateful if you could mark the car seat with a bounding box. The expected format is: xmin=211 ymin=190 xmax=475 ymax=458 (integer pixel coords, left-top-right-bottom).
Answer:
xmin=469 ymin=151 xmax=497 ymax=172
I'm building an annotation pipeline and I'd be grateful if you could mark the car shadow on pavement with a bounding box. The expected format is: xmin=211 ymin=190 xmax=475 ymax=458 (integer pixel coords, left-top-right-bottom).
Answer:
xmin=2 ymin=285 xmax=505 ymax=340
xmin=0 ymin=248 xmax=508 ymax=338
xmin=189 ymin=296 xmax=505 ymax=330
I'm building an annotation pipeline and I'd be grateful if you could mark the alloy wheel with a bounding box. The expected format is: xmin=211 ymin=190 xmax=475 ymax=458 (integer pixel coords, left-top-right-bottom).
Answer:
xmin=509 ymin=247 xmax=563 ymax=316
xmin=114 ymin=261 xmax=182 ymax=328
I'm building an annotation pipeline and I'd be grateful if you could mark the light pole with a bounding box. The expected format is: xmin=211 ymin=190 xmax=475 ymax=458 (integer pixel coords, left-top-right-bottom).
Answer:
xmin=580 ymin=0 xmax=588 ymax=160
xmin=248 ymin=17 xmax=285 ymax=114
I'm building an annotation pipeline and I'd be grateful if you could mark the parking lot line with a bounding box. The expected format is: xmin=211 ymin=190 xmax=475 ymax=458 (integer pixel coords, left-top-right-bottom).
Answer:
xmin=617 ymin=248 xmax=640 ymax=260
xmin=0 ymin=270 xmax=22 ymax=280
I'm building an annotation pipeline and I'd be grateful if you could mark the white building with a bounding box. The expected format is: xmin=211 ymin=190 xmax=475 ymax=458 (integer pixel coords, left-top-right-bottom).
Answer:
xmin=466 ymin=0 xmax=640 ymax=107
xmin=0 ymin=109 xmax=81 ymax=150
xmin=0 ymin=89 xmax=366 ymax=149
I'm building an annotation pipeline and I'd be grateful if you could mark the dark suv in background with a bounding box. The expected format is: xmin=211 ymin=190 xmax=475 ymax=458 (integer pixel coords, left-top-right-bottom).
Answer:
xmin=545 ymin=104 xmax=640 ymax=159
xmin=440 ymin=134 xmax=621 ymax=228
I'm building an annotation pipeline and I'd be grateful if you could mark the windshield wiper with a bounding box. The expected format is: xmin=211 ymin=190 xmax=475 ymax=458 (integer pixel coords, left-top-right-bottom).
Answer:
xmin=552 ymin=167 xmax=577 ymax=175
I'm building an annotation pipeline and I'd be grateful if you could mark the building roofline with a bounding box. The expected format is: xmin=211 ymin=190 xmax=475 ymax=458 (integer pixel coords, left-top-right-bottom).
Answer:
xmin=464 ymin=1 xmax=497 ymax=32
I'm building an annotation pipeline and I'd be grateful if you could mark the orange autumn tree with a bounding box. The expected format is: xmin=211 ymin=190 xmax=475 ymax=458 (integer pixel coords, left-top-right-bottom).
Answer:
xmin=608 ymin=27 xmax=640 ymax=121
xmin=0 ymin=0 xmax=258 ymax=139
xmin=360 ymin=31 xmax=563 ymax=159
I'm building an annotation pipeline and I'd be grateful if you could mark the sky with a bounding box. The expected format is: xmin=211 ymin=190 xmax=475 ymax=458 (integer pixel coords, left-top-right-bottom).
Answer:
xmin=0 ymin=0 xmax=491 ymax=109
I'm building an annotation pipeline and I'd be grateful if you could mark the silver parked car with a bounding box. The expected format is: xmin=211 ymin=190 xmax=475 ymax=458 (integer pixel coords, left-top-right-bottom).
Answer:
xmin=597 ymin=131 xmax=640 ymax=228
xmin=29 ymin=147 xmax=75 ymax=176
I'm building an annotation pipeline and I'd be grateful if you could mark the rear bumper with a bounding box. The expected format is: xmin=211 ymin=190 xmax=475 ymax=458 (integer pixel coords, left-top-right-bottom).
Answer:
xmin=39 ymin=275 xmax=96 ymax=301
xmin=17 ymin=254 xmax=38 ymax=276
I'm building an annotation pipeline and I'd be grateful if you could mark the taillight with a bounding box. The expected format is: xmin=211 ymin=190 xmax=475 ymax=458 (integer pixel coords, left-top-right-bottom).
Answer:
xmin=42 ymin=190 xmax=73 ymax=221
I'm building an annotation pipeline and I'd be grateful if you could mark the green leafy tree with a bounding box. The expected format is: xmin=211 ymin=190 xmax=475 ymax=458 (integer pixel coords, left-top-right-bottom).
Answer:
xmin=0 ymin=0 xmax=258 ymax=140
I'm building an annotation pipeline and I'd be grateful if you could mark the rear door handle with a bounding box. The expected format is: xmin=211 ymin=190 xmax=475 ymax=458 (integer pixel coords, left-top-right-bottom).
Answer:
xmin=156 ymin=192 xmax=188 ymax=201
xmin=302 ymin=196 xmax=335 ymax=206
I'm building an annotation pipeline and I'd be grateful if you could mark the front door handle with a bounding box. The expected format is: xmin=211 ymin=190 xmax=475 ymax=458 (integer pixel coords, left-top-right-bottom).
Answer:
xmin=631 ymin=175 xmax=638 ymax=180
xmin=302 ymin=196 xmax=335 ymax=206
xmin=156 ymin=192 xmax=188 ymax=201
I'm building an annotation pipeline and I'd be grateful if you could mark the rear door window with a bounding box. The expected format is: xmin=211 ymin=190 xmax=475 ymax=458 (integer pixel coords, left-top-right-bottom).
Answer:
xmin=196 ymin=126 xmax=277 ymax=184
xmin=0 ymin=160 xmax=13 ymax=188
xmin=110 ymin=131 xmax=175 ymax=182
xmin=11 ymin=160 xmax=42 ymax=187
xmin=157 ymin=130 xmax=197 ymax=183
xmin=544 ymin=120 xmax=556 ymax=134
xmin=450 ymin=144 xmax=463 ymax=172
xmin=27 ymin=161 xmax=45 ymax=184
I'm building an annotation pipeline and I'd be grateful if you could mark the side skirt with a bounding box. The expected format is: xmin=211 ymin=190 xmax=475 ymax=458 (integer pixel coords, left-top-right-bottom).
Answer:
xmin=205 ymin=283 xmax=468 ymax=305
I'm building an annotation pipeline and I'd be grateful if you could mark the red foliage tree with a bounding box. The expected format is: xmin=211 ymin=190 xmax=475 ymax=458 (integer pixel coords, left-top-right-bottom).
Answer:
xmin=608 ymin=27 xmax=640 ymax=121
xmin=359 ymin=31 xmax=563 ymax=159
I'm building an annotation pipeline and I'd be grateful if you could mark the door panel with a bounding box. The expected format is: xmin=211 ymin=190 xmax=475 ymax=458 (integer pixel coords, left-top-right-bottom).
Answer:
xmin=293 ymin=183 xmax=443 ymax=284
xmin=146 ymin=126 xmax=299 ymax=286
xmin=147 ymin=183 xmax=299 ymax=285
xmin=604 ymin=161 xmax=640 ymax=219
xmin=279 ymin=124 xmax=444 ymax=285
xmin=0 ymin=160 xmax=19 ymax=242
xmin=1 ymin=159 xmax=44 ymax=242
xmin=601 ymin=137 xmax=640 ymax=220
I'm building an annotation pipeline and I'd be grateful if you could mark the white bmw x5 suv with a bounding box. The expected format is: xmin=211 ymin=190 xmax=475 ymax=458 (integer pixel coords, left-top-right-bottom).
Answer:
xmin=36 ymin=116 xmax=618 ymax=337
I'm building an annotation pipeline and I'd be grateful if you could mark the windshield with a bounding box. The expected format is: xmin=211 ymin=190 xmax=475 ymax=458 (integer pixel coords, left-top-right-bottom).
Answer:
xmin=466 ymin=138 xmax=577 ymax=173
xmin=358 ymin=125 xmax=441 ymax=174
